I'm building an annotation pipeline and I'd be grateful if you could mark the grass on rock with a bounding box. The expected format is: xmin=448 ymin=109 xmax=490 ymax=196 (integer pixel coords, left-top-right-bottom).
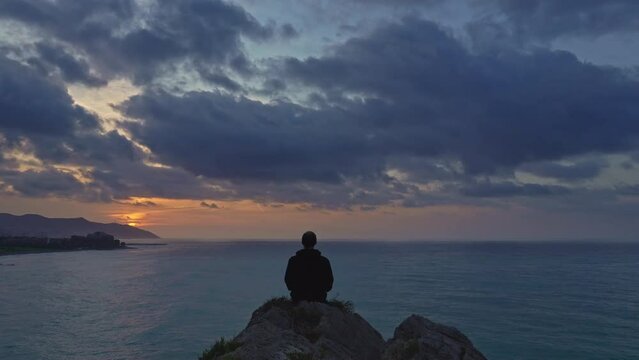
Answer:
xmin=261 ymin=296 xmax=354 ymax=313
xmin=199 ymin=337 xmax=242 ymax=360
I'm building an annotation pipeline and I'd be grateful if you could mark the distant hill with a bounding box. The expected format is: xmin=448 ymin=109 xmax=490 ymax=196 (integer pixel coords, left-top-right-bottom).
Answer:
xmin=0 ymin=213 xmax=160 ymax=239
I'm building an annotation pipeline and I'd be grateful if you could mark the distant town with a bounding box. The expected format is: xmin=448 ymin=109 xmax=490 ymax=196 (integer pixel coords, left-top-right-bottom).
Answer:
xmin=0 ymin=232 xmax=127 ymax=256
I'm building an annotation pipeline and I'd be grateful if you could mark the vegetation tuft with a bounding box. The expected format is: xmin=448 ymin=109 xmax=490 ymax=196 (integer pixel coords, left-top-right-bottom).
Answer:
xmin=261 ymin=296 xmax=293 ymax=311
xmin=199 ymin=337 xmax=242 ymax=360
xmin=261 ymin=296 xmax=354 ymax=314
xmin=327 ymin=299 xmax=354 ymax=313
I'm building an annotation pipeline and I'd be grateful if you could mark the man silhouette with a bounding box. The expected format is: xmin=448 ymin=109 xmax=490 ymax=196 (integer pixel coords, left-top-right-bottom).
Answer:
xmin=285 ymin=231 xmax=334 ymax=302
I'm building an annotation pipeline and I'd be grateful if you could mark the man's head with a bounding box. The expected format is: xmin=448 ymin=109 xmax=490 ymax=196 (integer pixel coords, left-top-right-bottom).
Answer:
xmin=302 ymin=231 xmax=317 ymax=249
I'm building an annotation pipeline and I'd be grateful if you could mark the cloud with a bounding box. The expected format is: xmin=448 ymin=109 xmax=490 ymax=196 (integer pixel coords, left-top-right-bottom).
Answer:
xmin=29 ymin=130 xmax=143 ymax=168
xmin=460 ymin=181 xmax=570 ymax=198
xmin=119 ymin=90 xmax=380 ymax=183
xmin=279 ymin=23 xmax=299 ymax=39
xmin=519 ymin=159 xmax=608 ymax=181
xmin=200 ymin=201 xmax=219 ymax=209
xmin=0 ymin=52 xmax=143 ymax=170
xmin=88 ymin=161 xmax=226 ymax=201
xmin=472 ymin=0 xmax=639 ymax=41
xmin=200 ymin=72 xmax=243 ymax=92
xmin=30 ymin=42 xmax=107 ymax=87
xmin=617 ymin=184 xmax=639 ymax=196
xmin=0 ymin=55 xmax=97 ymax=137
xmin=0 ymin=51 xmax=213 ymax=203
xmin=105 ymin=17 xmax=639 ymax=209
xmin=0 ymin=0 xmax=275 ymax=85
xmin=1 ymin=168 xmax=105 ymax=200
xmin=129 ymin=200 xmax=158 ymax=207
xmin=1 ymin=2 xmax=639 ymax=215
xmin=282 ymin=17 xmax=639 ymax=174
xmin=261 ymin=78 xmax=287 ymax=94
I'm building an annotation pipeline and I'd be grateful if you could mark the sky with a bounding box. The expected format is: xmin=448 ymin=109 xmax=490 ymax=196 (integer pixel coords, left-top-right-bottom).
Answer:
xmin=1 ymin=0 xmax=639 ymax=240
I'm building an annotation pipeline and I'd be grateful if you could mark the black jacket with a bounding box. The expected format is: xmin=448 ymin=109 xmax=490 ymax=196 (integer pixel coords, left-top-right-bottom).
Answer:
xmin=284 ymin=249 xmax=334 ymax=302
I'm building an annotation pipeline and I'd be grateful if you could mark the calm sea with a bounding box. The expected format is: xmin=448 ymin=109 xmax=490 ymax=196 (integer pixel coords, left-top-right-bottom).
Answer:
xmin=1 ymin=240 xmax=638 ymax=360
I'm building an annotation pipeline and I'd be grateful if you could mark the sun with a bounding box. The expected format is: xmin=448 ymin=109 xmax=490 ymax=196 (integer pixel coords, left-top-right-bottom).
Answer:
xmin=110 ymin=211 xmax=146 ymax=227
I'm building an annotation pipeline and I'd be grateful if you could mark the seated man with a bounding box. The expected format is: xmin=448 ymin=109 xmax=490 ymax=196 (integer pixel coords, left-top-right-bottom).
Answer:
xmin=285 ymin=231 xmax=334 ymax=302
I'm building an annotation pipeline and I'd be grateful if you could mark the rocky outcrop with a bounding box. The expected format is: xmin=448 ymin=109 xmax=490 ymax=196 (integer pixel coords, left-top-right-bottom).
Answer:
xmin=383 ymin=315 xmax=487 ymax=360
xmin=200 ymin=298 xmax=487 ymax=360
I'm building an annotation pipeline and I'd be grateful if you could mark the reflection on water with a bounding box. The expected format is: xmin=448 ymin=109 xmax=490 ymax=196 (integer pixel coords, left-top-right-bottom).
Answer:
xmin=1 ymin=241 xmax=638 ymax=360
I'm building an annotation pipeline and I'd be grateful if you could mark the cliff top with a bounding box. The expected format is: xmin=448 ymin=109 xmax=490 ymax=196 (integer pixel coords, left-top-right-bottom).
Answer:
xmin=200 ymin=297 xmax=487 ymax=360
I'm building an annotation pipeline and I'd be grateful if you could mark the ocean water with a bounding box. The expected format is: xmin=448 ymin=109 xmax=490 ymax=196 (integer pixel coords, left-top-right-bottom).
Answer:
xmin=1 ymin=240 xmax=638 ymax=360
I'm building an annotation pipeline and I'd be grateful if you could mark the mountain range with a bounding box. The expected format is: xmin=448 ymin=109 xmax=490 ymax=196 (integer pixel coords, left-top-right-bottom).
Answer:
xmin=0 ymin=213 xmax=159 ymax=239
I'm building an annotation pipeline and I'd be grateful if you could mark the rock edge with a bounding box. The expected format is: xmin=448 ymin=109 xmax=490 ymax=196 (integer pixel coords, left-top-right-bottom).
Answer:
xmin=200 ymin=298 xmax=487 ymax=360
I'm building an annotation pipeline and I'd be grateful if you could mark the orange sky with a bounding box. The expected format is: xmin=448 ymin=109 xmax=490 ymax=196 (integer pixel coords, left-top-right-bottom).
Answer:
xmin=3 ymin=193 xmax=637 ymax=240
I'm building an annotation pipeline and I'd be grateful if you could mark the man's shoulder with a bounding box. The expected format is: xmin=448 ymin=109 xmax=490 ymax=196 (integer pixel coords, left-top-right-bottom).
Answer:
xmin=289 ymin=253 xmax=305 ymax=262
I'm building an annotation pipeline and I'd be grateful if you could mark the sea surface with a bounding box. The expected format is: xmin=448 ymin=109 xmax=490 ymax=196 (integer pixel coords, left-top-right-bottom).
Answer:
xmin=1 ymin=240 xmax=638 ymax=360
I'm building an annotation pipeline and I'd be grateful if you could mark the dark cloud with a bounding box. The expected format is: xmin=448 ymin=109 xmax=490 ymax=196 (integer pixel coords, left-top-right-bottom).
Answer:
xmin=260 ymin=79 xmax=287 ymax=95
xmin=473 ymin=0 xmax=639 ymax=41
xmin=0 ymin=50 xmax=238 ymax=204
xmin=107 ymin=17 xmax=639 ymax=208
xmin=88 ymin=161 xmax=225 ymax=201
xmin=129 ymin=200 xmax=158 ymax=207
xmin=1 ymin=158 xmax=219 ymax=202
xmin=31 ymin=42 xmax=107 ymax=87
xmin=200 ymin=201 xmax=219 ymax=209
xmin=461 ymin=181 xmax=570 ymax=198
xmin=519 ymin=159 xmax=607 ymax=181
xmin=228 ymin=53 xmax=255 ymax=76
xmin=347 ymin=0 xmax=443 ymax=3
xmin=201 ymin=72 xmax=243 ymax=92
xmin=283 ymin=18 xmax=639 ymax=174
xmin=2 ymin=2 xmax=639 ymax=213
xmin=386 ymin=157 xmax=464 ymax=182
xmin=2 ymin=168 xmax=104 ymax=200
xmin=280 ymin=23 xmax=299 ymax=39
xmin=359 ymin=205 xmax=377 ymax=211
xmin=25 ymin=130 xmax=143 ymax=168
xmin=120 ymin=90 xmax=380 ymax=183
xmin=0 ymin=55 xmax=98 ymax=137
xmin=113 ymin=0 xmax=272 ymax=83
xmin=0 ymin=52 xmax=143 ymax=171
xmin=0 ymin=51 xmax=199 ymax=203
xmin=616 ymin=184 xmax=639 ymax=196
xmin=225 ymin=176 xmax=416 ymax=210
xmin=0 ymin=0 xmax=134 ymax=31
xmin=0 ymin=0 xmax=274 ymax=85
xmin=620 ymin=161 xmax=634 ymax=170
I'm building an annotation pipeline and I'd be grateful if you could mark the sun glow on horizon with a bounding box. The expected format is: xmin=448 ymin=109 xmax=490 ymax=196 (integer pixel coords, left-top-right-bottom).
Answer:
xmin=111 ymin=211 xmax=147 ymax=228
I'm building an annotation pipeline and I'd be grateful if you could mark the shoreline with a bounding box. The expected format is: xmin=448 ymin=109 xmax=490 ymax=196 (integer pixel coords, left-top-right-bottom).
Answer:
xmin=0 ymin=246 xmax=132 ymax=257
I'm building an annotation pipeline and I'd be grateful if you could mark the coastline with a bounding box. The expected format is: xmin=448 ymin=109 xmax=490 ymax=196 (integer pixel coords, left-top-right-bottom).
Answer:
xmin=0 ymin=246 xmax=131 ymax=257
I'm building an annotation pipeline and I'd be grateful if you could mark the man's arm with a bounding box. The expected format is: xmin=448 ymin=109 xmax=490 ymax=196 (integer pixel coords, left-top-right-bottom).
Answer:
xmin=324 ymin=258 xmax=334 ymax=292
xmin=284 ymin=257 xmax=296 ymax=291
